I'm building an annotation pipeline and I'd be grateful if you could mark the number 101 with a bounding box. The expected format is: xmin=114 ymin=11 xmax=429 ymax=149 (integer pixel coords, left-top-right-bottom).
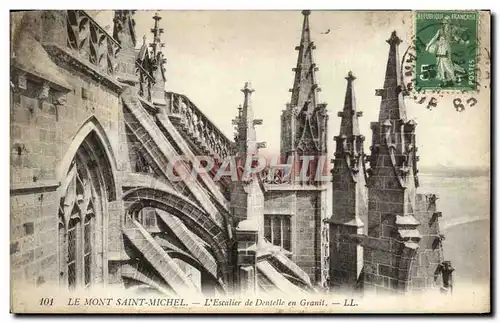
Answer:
xmin=39 ymin=298 xmax=54 ymax=306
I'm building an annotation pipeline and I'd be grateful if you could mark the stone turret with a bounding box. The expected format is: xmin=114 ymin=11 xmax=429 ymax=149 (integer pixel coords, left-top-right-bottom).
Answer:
xmin=360 ymin=31 xmax=450 ymax=294
xmin=280 ymin=10 xmax=328 ymax=182
xmin=366 ymin=31 xmax=419 ymax=240
xmin=272 ymin=10 xmax=329 ymax=287
xmin=231 ymin=82 xmax=266 ymax=295
xmin=328 ymin=72 xmax=367 ymax=292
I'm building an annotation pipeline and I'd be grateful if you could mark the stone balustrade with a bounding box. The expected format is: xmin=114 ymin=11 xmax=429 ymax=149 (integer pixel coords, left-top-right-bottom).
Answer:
xmin=66 ymin=10 xmax=121 ymax=77
xmin=166 ymin=92 xmax=233 ymax=160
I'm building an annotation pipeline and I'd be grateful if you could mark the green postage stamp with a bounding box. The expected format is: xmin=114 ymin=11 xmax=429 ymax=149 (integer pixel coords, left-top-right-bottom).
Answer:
xmin=415 ymin=11 xmax=479 ymax=91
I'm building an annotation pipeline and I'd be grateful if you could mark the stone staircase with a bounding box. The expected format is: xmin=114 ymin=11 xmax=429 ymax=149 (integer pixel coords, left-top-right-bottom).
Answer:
xmin=121 ymin=87 xmax=223 ymax=224
xmin=156 ymin=113 xmax=231 ymax=211
xmin=165 ymin=92 xmax=234 ymax=191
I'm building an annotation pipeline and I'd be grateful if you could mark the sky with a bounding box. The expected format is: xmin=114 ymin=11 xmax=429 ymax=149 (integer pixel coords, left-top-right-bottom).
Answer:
xmin=93 ymin=10 xmax=490 ymax=169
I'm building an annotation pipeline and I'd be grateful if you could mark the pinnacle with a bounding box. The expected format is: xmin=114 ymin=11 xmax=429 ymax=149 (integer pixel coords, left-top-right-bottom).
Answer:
xmin=377 ymin=30 xmax=407 ymax=121
xmin=339 ymin=70 xmax=361 ymax=136
xmin=386 ymin=31 xmax=402 ymax=46
xmin=289 ymin=10 xmax=318 ymax=109
xmin=345 ymin=71 xmax=356 ymax=82
xmin=241 ymin=82 xmax=254 ymax=94
xmin=153 ymin=12 xmax=162 ymax=21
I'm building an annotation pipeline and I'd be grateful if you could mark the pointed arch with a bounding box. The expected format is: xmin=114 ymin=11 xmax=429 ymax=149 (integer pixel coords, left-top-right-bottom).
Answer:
xmin=57 ymin=115 xmax=118 ymax=201
xmin=56 ymin=115 xmax=115 ymax=290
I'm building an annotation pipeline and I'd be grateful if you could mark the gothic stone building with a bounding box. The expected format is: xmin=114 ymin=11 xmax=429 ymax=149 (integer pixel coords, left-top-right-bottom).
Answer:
xmin=10 ymin=10 xmax=452 ymax=297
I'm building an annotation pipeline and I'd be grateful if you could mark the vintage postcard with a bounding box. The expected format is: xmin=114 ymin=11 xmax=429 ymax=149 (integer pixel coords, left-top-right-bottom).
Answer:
xmin=9 ymin=9 xmax=491 ymax=313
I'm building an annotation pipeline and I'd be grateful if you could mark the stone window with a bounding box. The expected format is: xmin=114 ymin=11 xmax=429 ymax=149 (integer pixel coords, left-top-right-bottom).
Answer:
xmin=264 ymin=215 xmax=291 ymax=251
xmin=67 ymin=217 xmax=79 ymax=289
xmin=136 ymin=207 xmax=157 ymax=230
xmin=83 ymin=212 xmax=94 ymax=288
xmin=58 ymin=138 xmax=105 ymax=290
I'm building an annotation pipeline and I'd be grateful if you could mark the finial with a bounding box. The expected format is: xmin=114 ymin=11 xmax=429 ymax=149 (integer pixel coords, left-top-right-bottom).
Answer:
xmin=345 ymin=71 xmax=356 ymax=82
xmin=241 ymin=82 xmax=254 ymax=93
xmin=142 ymin=34 xmax=146 ymax=45
xmin=386 ymin=31 xmax=402 ymax=46
xmin=153 ymin=12 xmax=162 ymax=21
xmin=302 ymin=10 xmax=311 ymax=16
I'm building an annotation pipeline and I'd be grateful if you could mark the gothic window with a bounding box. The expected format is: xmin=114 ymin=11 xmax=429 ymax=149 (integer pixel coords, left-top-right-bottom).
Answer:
xmin=264 ymin=215 xmax=291 ymax=251
xmin=83 ymin=203 xmax=95 ymax=288
xmin=67 ymin=216 xmax=80 ymax=289
xmin=58 ymin=218 xmax=66 ymax=285
xmin=58 ymin=137 xmax=107 ymax=290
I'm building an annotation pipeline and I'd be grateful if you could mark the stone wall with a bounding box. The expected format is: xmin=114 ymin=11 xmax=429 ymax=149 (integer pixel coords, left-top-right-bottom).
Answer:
xmin=264 ymin=189 xmax=326 ymax=285
xmin=362 ymin=235 xmax=418 ymax=294
xmin=10 ymin=11 xmax=124 ymax=289
xmin=411 ymin=193 xmax=444 ymax=291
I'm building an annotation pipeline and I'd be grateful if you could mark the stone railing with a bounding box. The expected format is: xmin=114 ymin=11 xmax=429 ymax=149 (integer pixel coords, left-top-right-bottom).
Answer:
xmin=66 ymin=10 xmax=121 ymax=77
xmin=166 ymin=92 xmax=233 ymax=160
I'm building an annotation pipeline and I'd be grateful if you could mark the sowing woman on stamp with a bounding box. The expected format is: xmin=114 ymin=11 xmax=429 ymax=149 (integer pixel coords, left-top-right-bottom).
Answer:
xmin=425 ymin=16 xmax=470 ymax=86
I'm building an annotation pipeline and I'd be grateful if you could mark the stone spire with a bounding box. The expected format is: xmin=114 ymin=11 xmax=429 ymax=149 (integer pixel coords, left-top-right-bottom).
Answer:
xmin=146 ymin=12 xmax=167 ymax=103
xmin=375 ymin=31 xmax=407 ymax=122
xmin=329 ymin=72 xmax=367 ymax=291
xmin=333 ymin=71 xmax=366 ymax=182
xmin=233 ymin=82 xmax=265 ymax=157
xmin=280 ymin=10 xmax=327 ymax=159
xmin=150 ymin=12 xmax=165 ymax=61
xmin=338 ymin=71 xmax=362 ymax=137
xmin=290 ymin=10 xmax=320 ymax=112
xmin=331 ymin=71 xmax=367 ymax=223
xmin=369 ymin=31 xmax=418 ymax=180
xmin=231 ymin=84 xmax=266 ymax=294
xmin=367 ymin=30 xmax=420 ymax=231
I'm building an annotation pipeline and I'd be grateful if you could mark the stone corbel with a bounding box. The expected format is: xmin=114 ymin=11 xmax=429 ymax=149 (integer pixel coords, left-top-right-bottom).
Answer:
xmin=428 ymin=194 xmax=439 ymax=204
xmin=429 ymin=212 xmax=442 ymax=225
xmin=405 ymin=119 xmax=417 ymax=133
xmin=38 ymin=81 xmax=50 ymax=101
xmin=432 ymin=234 xmax=446 ymax=250
xmin=52 ymin=92 xmax=67 ymax=122
xmin=10 ymin=72 xmax=26 ymax=93
xmin=18 ymin=72 xmax=27 ymax=91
